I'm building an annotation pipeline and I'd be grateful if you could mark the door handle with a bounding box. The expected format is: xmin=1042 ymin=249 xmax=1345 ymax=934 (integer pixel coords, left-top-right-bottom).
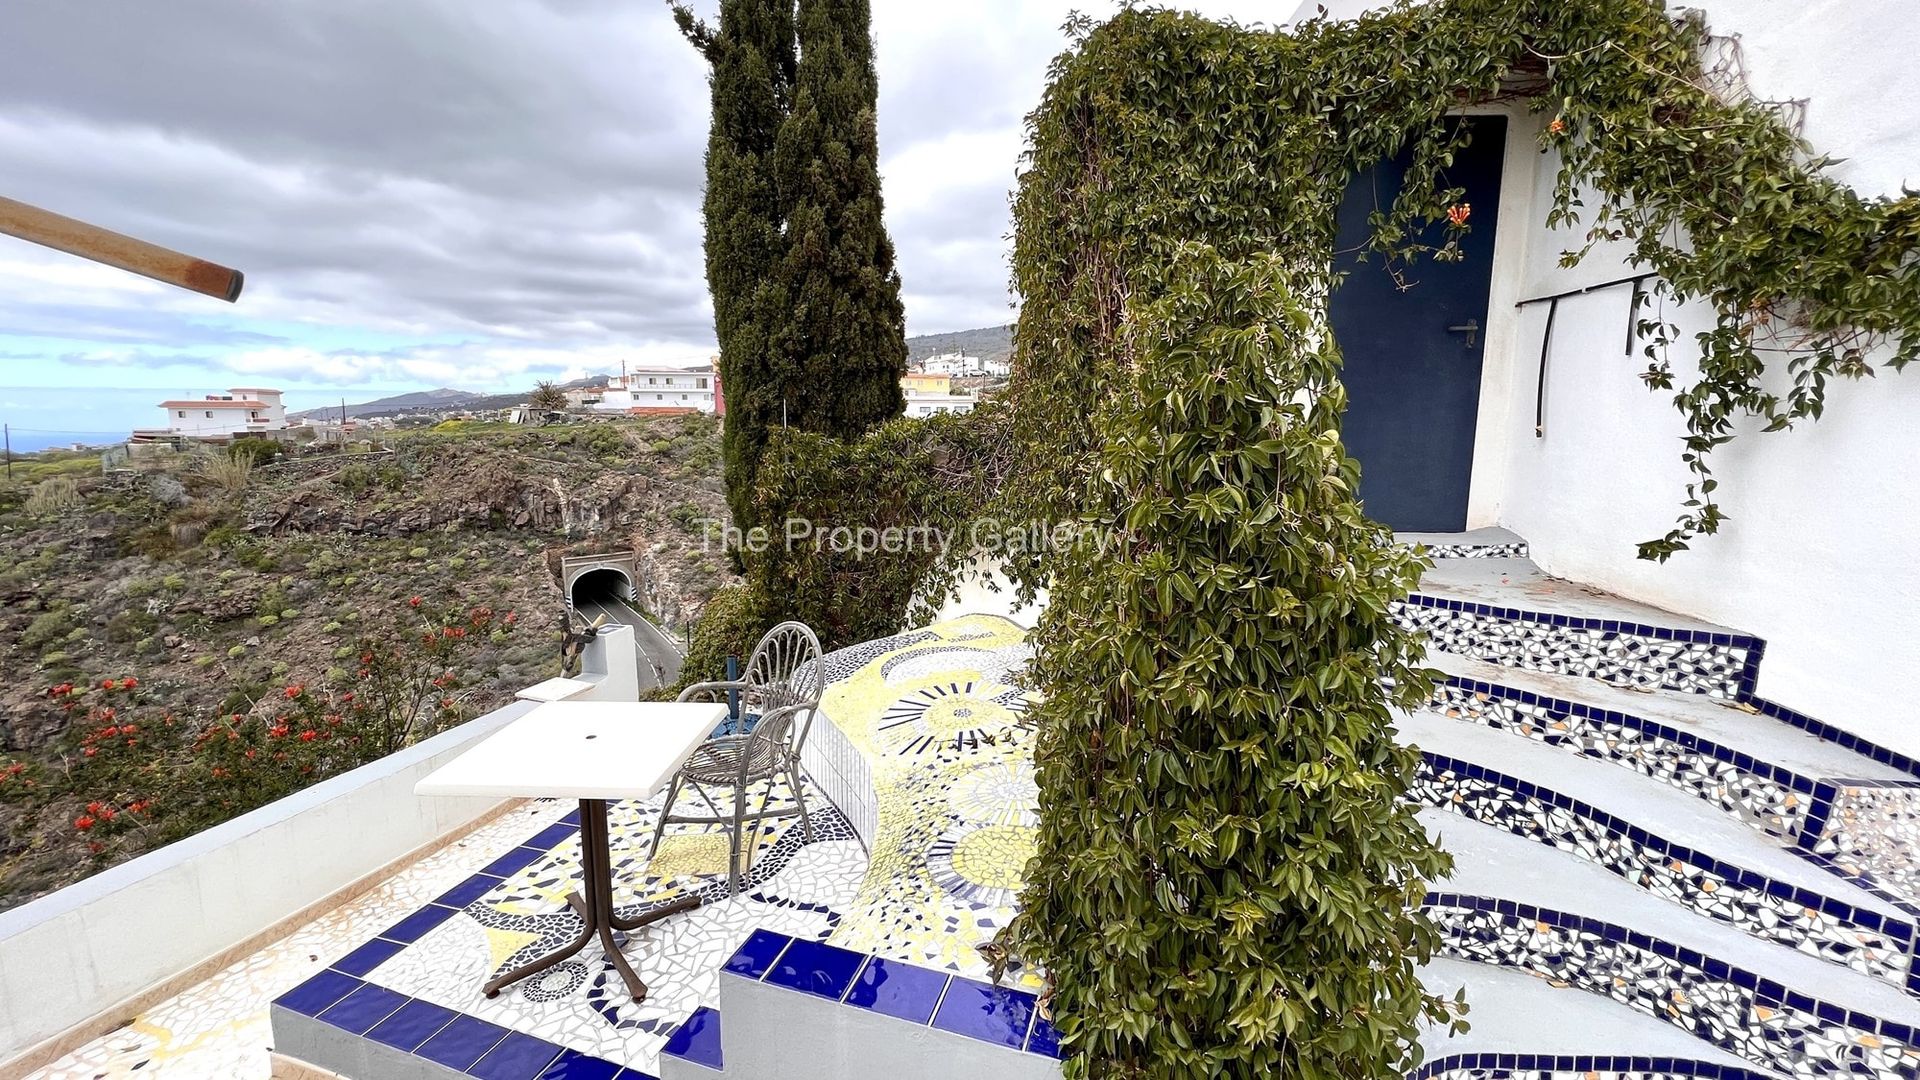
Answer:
xmin=1446 ymin=318 xmax=1480 ymax=349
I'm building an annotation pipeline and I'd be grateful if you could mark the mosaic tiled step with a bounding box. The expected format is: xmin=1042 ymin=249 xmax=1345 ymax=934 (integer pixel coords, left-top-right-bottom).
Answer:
xmin=1427 ymin=894 xmax=1920 ymax=1080
xmin=1413 ymin=1057 xmax=1777 ymax=1080
xmin=1427 ymin=655 xmax=1915 ymax=841
xmin=1395 ymin=558 xmax=1762 ymax=699
xmin=1804 ymin=780 xmax=1920 ymax=911
xmin=1424 ymin=791 xmax=1920 ymax=1000
xmin=1398 ymin=526 xmax=1532 ymax=560
xmin=1405 ymin=712 xmax=1920 ymax=953
xmin=1416 ymin=958 xmax=1771 ymax=1075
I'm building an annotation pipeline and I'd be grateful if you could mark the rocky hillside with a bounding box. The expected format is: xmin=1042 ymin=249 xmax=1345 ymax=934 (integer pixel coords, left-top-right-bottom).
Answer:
xmin=0 ymin=415 xmax=733 ymax=909
xmin=906 ymin=324 xmax=1013 ymax=365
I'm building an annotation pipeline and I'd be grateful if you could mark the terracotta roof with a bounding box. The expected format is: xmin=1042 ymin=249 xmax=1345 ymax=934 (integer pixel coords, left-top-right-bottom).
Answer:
xmin=158 ymin=400 xmax=268 ymax=409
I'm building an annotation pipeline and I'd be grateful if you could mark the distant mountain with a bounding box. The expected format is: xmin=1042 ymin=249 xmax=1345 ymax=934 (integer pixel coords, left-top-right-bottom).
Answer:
xmin=289 ymin=375 xmax=619 ymax=421
xmin=905 ymin=324 xmax=1012 ymax=364
xmin=289 ymin=387 xmax=487 ymax=421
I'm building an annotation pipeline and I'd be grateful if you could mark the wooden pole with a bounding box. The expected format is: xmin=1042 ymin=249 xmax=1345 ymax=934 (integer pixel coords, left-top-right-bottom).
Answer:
xmin=3 ymin=424 xmax=11 ymax=480
xmin=0 ymin=196 xmax=244 ymax=302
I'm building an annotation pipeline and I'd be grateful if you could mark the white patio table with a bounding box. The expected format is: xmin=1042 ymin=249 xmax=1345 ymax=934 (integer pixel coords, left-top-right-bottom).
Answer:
xmin=414 ymin=699 xmax=728 ymax=1002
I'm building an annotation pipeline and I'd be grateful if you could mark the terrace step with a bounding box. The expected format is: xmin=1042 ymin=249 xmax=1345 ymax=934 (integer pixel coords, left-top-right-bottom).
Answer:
xmin=1416 ymin=959 xmax=1771 ymax=1076
xmin=1426 ymin=808 xmax=1920 ymax=1003
xmin=1425 ymin=653 xmax=1912 ymax=839
xmin=1422 ymin=882 xmax=1920 ymax=1078
xmin=1401 ymin=711 xmax=1920 ymax=992
xmin=1396 ymin=557 xmax=1761 ymax=699
xmin=1399 ymin=526 xmax=1531 ymax=560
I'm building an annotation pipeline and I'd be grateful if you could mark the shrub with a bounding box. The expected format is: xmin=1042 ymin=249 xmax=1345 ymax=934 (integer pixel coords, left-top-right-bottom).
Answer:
xmin=669 ymin=585 xmax=764 ymax=692
xmin=198 ymin=451 xmax=254 ymax=494
xmin=105 ymin=610 xmax=157 ymax=643
xmin=337 ymin=463 xmax=375 ymax=495
xmin=168 ymin=501 xmax=229 ymax=549
xmin=745 ymin=407 xmax=1005 ymax=649
xmin=24 ymin=477 xmax=82 ymax=515
xmin=22 ymin=606 xmax=73 ymax=650
xmin=228 ymin=437 xmax=282 ymax=466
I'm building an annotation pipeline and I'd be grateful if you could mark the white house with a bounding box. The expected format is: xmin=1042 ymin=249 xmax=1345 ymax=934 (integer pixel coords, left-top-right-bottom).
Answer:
xmin=579 ymin=364 xmax=718 ymax=414
xmin=135 ymin=387 xmax=287 ymax=442
xmin=920 ymin=352 xmax=1010 ymax=378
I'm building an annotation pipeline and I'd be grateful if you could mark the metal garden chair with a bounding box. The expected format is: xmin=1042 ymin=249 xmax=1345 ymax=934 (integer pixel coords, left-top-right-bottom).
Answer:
xmin=648 ymin=621 xmax=824 ymax=894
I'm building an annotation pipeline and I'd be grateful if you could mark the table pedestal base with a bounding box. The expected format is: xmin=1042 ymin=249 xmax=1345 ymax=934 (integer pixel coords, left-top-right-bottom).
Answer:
xmin=482 ymin=798 xmax=703 ymax=1003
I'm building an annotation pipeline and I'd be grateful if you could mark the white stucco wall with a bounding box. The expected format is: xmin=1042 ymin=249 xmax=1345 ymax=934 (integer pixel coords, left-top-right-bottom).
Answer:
xmin=1287 ymin=0 xmax=1920 ymax=752
xmin=1462 ymin=2 xmax=1920 ymax=754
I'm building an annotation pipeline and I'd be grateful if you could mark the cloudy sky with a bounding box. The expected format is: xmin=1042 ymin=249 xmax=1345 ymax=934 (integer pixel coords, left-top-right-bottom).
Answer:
xmin=0 ymin=0 xmax=1288 ymax=446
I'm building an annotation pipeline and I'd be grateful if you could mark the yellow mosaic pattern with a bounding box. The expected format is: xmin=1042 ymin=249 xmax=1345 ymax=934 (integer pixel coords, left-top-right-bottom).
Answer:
xmin=821 ymin=614 xmax=1043 ymax=985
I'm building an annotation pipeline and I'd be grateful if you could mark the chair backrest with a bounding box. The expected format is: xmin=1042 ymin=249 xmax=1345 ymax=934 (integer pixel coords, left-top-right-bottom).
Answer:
xmin=740 ymin=621 xmax=824 ymax=753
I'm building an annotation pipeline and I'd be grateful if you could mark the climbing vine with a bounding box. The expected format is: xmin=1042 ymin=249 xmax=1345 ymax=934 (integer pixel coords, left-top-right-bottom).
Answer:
xmin=995 ymin=1 xmax=1920 ymax=1076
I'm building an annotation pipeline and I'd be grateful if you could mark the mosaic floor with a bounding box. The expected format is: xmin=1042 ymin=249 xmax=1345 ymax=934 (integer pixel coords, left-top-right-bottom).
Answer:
xmin=21 ymin=799 xmax=576 ymax=1080
xmin=24 ymin=615 xmax=1043 ymax=1078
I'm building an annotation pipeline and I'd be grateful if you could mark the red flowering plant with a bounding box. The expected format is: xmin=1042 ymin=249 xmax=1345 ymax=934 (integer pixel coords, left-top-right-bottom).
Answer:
xmin=187 ymin=602 xmax=515 ymax=814
xmin=22 ymin=677 xmax=176 ymax=860
xmin=10 ymin=601 xmax=519 ymax=857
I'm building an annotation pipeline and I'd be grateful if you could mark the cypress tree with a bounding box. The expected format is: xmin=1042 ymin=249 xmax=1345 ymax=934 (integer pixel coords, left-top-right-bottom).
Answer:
xmin=672 ymin=0 xmax=795 ymax=531
xmin=768 ymin=0 xmax=907 ymax=438
xmin=674 ymin=0 xmax=905 ymax=532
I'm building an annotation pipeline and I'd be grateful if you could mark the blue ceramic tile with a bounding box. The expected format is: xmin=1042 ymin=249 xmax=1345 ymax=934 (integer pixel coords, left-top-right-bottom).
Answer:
xmin=417 ymin=1014 xmax=512 ymax=1072
xmin=535 ymin=1049 xmax=624 ymax=1080
xmin=437 ymin=873 xmax=507 ymax=908
xmin=528 ymin=823 xmax=579 ymax=850
xmin=662 ymin=1006 xmax=723 ymax=1071
xmin=332 ymin=937 xmax=405 ymax=977
xmin=931 ymin=976 xmax=1036 ymax=1050
xmin=273 ymin=970 xmax=362 ymax=1016
xmin=764 ymin=938 xmax=865 ymax=1000
xmin=1026 ymin=1011 xmax=1063 ymax=1057
xmin=844 ymin=956 xmax=949 ymax=1023
xmin=724 ymin=928 xmax=792 ymax=979
xmin=316 ymin=983 xmax=409 ymax=1035
xmin=468 ymin=1031 xmax=565 ymax=1080
xmin=380 ymin=903 xmax=459 ymax=943
xmin=366 ymin=998 xmax=460 ymax=1052
xmin=480 ymin=846 xmax=549 ymax=878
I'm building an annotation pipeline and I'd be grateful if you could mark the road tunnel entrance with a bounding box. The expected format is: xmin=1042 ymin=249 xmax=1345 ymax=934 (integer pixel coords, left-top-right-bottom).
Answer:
xmin=570 ymin=566 xmax=634 ymax=608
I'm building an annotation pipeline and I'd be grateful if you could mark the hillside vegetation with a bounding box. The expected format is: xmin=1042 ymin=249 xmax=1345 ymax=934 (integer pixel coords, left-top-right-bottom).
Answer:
xmin=0 ymin=416 xmax=731 ymax=909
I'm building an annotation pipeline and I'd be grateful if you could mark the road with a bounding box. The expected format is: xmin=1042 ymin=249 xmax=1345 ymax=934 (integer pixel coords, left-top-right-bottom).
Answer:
xmin=575 ymin=597 xmax=685 ymax=692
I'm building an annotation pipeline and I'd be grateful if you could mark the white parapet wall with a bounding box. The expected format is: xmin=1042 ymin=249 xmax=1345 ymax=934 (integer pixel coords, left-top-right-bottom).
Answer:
xmin=0 ymin=628 xmax=641 ymax=1064
xmin=0 ymin=701 xmax=528 ymax=1061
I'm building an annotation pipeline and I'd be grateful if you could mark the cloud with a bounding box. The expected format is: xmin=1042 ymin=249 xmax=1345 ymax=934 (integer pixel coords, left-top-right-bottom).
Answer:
xmin=0 ymin=0 xmax=1298 ymax=402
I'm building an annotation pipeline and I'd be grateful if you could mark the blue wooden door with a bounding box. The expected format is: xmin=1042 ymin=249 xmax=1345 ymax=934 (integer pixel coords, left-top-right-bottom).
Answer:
xmin=1328 ymin=116 xmax=1506 ymax=532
